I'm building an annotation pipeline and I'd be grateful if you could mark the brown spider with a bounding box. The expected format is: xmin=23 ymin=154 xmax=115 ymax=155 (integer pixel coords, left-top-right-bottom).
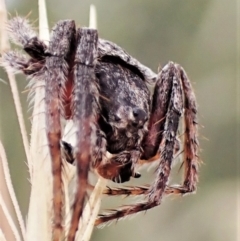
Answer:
xmin=2 ymin=17 xmax=199 ymax=241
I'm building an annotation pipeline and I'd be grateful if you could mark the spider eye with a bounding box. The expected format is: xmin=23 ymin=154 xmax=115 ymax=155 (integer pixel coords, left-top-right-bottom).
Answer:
xmin=132 ymin=108 xmax=147 ymax=122
xmin=113 ymin=115 xmax=121 ymax=122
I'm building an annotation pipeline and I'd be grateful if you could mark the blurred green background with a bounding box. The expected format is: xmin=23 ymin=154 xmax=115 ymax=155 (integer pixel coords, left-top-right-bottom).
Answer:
xmin=0 ymin=0 xmax=238 ymax=240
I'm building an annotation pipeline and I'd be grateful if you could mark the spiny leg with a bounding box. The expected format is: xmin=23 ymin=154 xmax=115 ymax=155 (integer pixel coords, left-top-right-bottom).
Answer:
xmin=7 ymin=16 xmax=47 ymax=64
xmin=148 ymin=62 xmax=184 ymax=203
xmin=141 ymin=63 xmax=176 ymax=160
xmin=67 ymin=28 xmax=99 ymax=241
xmin=181 ymin=67 xmax=199 ymax=191
xmin=167 ymin=65 xmax=199 ymax=194
xmin=95 ymin=62 xmax=187 ymax=225
xmin=1 ymin=17 xmax=47 ymax=75
xmin=6 ymin=16 xmax=46 ymax=55
xmin=101 ymin=185 xmax=180 ymax=197
xmin=45 ymin=20 xmax=76 ymax=241
xmin=1 ymin=50 xmax=40 ymax=75
xmin=103 ymin=185 xmax=149 ymax=196
xmin=95 ymin=186 xmax=178 ymax=226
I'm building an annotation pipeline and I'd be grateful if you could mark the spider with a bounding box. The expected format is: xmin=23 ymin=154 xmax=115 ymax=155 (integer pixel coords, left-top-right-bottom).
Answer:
xmin=2 ymin=17 xmax=199 ymax=241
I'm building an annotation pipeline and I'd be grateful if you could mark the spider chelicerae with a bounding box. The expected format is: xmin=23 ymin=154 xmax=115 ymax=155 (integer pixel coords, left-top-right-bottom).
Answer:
xmin=2 ymin=17 xmax=199 ymax=241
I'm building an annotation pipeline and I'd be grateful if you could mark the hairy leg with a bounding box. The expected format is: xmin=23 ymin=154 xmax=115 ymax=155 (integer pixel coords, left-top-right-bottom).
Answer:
xmin=168 ymin=65 xmax=199 ymax=194
xmin=1 ymin=17 xmax=47 ymax=75
xmin=67 ymin=27 xmax=99 ymax=241
xmin=44 ymin=20 xmax=76 ymax=241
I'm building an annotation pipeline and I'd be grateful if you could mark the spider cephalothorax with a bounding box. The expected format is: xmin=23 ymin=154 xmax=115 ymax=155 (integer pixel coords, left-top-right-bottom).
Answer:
xmin=2 ymin=17 xmax=199 ymax=241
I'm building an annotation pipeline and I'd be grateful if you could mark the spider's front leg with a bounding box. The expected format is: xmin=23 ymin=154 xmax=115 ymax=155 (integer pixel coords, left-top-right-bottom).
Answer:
xmin=171 ymin=64 xmax=199 ymax=194
xmin=1 ymin=17 xmax=47 ymax=75
xmin=145 ymin=62 xmax=199 ymax=202
xmin=142 ymin=62 xmax=199 ymax=202
xmin=146 ymin=62 xmax=185 ymax=202
xmin=44 ymin=20 xmax=76 ymax=241
xmin=67 ymin=28 xmax=99 ymax=241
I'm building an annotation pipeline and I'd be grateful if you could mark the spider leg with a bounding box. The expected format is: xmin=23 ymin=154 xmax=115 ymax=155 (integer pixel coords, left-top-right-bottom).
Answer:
xmin=67 ymin=28 xmax=99 ymax=241
xmin=94 ymin=187 xmax=182 ymax=227
xmin=148 ymin=62 xmax=184 ymax=203
xmin=141 ymin=63 xmax=176 ymax=159
xmin=1 ymin=17 xmax=47 ymax=75
xmin=103 ymin=185 xmax=149 ymax=196
xmin=7 ymin=17 xmax=47 ymax=59
xmin=1 ymin=50 xmax=45 ymax=75
xmin=166 ymin=65 xmax=199 ymax=194
xmin=44 ymin=20 xmax=76 ymax=241
xmin=6 ymin=17 xmax=38 ymax=45
xmin=95 ymin=62 xmax=199 ymax=225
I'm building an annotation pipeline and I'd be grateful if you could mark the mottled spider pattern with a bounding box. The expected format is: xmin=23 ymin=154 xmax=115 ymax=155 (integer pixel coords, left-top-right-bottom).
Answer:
xmin=2 ymin=17 xmax=199 ymax=241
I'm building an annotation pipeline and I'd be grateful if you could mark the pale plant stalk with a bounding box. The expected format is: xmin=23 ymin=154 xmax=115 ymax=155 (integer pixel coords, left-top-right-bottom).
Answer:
xmin=78 ymin=177 xmax=107 ymax=241
xmin=0 ymin=0 xmax=27 ymax=240
xmin=0 ymin=195 xmax=21 ymax=241
xmin=26 ymin=0 xmax=53 ymax=240
xmin=89 ymin=4 xmax=97 ymax=30
xmin=0 ymin=0 xmax=31 ymax=180
xmin=0 ymin=141 xmax=26 ymax=240
xmin=7 ymin=74 xmax=31 ymax=177
xmin=0 ymin=229 xmax=7 ymax=241
xmin=38 ymin=0 xmax=49 ymax=43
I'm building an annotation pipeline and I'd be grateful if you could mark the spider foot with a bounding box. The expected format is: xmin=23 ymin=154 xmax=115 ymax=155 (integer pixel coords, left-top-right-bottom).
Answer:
xmin=1 ymin=51 xmax=30 ymax=74
xmin=7 ymin=17 xmax=38 ymax=46
xmin=165 ymin=185 xmax=196 ymax=195
xmin=103 ymin=185 xmax=149 ymax=196
xmin=95 ymin=201 xmax=158 ymax=227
